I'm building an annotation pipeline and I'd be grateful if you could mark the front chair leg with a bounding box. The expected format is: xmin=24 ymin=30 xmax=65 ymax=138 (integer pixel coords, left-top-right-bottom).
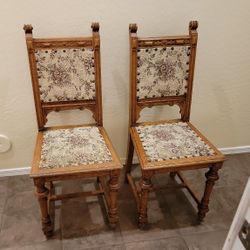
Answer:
xmin=138 ymin=173 xmax=152 ymax=229
xmin=34 ymin=178 xmax=53 ymax=237
xmin=108 ymin=170 xmax=120 ymax=228
xmin=198 ymin=163 xmax=222 ymax=221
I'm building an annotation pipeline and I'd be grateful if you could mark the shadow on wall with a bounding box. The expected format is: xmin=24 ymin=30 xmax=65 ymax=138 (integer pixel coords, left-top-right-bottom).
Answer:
xmin=46 ymin=109 xmax=95 ymax=127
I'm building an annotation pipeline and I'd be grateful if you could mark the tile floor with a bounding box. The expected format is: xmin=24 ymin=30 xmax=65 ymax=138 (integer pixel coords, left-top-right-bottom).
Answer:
xmin=0 ymin=153 xmax=249 ymax=250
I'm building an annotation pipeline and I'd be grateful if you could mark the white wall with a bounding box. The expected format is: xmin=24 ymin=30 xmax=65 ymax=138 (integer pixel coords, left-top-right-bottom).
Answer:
xmin=0 ymin=0 xmax=250 ymax=168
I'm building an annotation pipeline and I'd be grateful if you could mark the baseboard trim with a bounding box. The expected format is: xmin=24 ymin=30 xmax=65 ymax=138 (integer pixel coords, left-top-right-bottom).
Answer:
xmin=219 ymin=145 xmax=250 ymax=155
xmin=0 ymin=167 xmax=31 ymax=177
xmin=0 ymin=146 xmax=249 ymax=177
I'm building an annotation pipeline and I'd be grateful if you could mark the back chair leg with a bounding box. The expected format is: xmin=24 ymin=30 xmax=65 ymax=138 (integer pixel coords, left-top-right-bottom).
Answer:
xmin=34 ymin=178 xmax=53 ymax=237
xmin=138 ymin=172 xmax=153 ymax=228
xmin=125 ymin=135 xmax=134 ymax=182
xmin=169 ymin=172 xmax=177 ymax=178
xmin=108 ymin=170 xmax=120 ymax=228
xmin=198 ymin=163 xmax=221 ymax=221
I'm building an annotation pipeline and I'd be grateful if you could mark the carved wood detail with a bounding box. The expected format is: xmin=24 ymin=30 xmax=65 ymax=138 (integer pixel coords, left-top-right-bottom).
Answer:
xmin=138 ymin=38 xmax=191 ymax=48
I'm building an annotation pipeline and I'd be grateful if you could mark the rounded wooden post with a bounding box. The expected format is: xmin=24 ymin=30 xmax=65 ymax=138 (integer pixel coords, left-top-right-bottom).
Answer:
xmin=34 ymin=178 xmax=53 ymax=237
xmin=108 ymin=171 xmax=120 ymax=228
xmin=125 ymin=134 xmax=134 ymax=183
xmin=198 ymin=163 xmax=221 ymax=221
xmin=138 ymin=172 xmax=152 ymax=228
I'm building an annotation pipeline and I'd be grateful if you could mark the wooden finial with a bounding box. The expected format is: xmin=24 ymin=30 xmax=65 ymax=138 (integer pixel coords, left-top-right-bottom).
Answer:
xmin=189 ymin=20 xmax=198 ymax=31
xmin=91 ymin=22 xmax=99 ymax=32
xmin=23 ymin=24 xmax=33 ymax=34
xmin=129 ymin=23 xmax=138 ymax=33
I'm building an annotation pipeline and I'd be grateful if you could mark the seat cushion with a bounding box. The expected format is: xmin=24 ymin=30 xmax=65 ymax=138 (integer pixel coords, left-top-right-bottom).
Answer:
xmin=40 ymin=126 xmax=112 ymax=169
xmin=136 ymin=122 xmax=215 ymax=162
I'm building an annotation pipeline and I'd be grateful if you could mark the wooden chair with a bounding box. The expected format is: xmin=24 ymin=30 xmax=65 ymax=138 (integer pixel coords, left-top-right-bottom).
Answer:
xmin=23 ymin=23 xmax=122 ymax=237
xmin=125 ymin=21 xmax=225 ymax=228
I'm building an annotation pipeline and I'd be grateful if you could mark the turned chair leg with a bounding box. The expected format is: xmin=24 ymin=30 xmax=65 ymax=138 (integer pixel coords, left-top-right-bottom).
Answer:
xmin=125 ymin=135 xmax=134 ymax=183
xmin=198 ymin=163 xmax=222 ymax=221
xmin=34 ymin=178 xmax=53 ymax=237
xmin=108 ymin=171 xmax=120 ymax=228
xmin=138 ymin=173 xmax=152 ymax=229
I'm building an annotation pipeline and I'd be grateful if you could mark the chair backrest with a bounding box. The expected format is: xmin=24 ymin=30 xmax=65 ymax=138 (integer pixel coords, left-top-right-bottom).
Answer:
xmin=24 ymin=23 xmax=103 ymax=130
xmin=129 ymin=21 xmax=198 ymax=126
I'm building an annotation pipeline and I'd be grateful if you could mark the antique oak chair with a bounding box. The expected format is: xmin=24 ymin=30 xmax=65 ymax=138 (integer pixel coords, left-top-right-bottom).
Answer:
xmin=125 ymin=21 xmax=225 ymax=228
xmin=24 ymin=23 xmax=122 ymax=237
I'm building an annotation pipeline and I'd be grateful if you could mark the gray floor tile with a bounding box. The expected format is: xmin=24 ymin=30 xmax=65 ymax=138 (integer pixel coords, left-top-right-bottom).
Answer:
xmin=0 ymin=240 xmax=62 ymax=250
xmin=119 ymin=199 xmax=179 ymax=243
xmin=62 ymin=230 xmax=123 ymax=250
xmin=125 ymin=237 xmax=188 ymax=250
xmin=83 ymin=245 xmax=126 ymax=250
xmin=0 ymin=211 xmax=46 ymax=248
xmin=0 ymin=153 xmax=249 ymax=250
xmin=0 ymin=177 xmax=8 ymax=210
xmin=7 ymin=175 xmax=33 ymax=196
xmin=182 ymin=230 xmax=228 ymax=250
xmin=215 ymin=155 xmax=250 ymax=188
xmin=61 ymin=197 xmax=123 ymax=249
xmin=0 ymin=189 xmax=61 ymax=248
xmin=4 ymin=191 xmax=38 ymax=215
xmin=0 ymin=177 xmax=8 ymax=231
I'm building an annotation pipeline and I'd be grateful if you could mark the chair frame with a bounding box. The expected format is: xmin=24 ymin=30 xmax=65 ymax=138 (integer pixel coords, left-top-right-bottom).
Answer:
xmin=24 ymin=23 xmax=121 ymax=237
xmin=125 ymin=21 xmax=225 ymax=228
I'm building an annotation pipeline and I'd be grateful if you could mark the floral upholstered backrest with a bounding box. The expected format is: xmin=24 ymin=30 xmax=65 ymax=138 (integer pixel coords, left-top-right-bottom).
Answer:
xmin=136 ymin=46 xmax=190 ymax=99
xmin=35 ymin=48 xmax=95 ymax=102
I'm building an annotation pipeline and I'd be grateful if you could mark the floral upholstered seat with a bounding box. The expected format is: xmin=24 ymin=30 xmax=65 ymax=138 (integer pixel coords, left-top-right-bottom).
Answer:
xmin=136 ymin=122 xmax=215 ymax=163
xmin=40 ymin=126 xmax=112 ymax=169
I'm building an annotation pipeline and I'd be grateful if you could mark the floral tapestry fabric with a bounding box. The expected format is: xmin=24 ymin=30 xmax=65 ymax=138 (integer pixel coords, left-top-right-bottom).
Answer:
xmin=35 ymin=48 xmax=95 ymax=102
xmin=39 ymin=126 xmax=112 ymax=169
xmin=136 ymin=122 xmax=215 ymax=162
xmin=137 ymin=46 xmax=190 ymax=99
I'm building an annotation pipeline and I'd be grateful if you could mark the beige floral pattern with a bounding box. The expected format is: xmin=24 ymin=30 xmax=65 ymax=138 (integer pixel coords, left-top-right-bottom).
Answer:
xmin=137 ymin=46 xmax=190 ymax=99
xmin=136 ymin=122 xmax=215 ymax=162
xmin=35 ymin=48 xmax=95 ymax=102
xmin=39 ymin=126 xmax=112 ymax=169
